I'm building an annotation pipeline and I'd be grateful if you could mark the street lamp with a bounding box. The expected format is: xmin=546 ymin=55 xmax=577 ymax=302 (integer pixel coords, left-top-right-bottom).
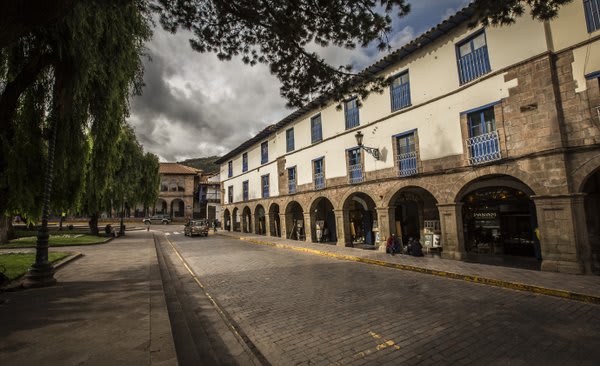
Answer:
xmin=355 ymin=131 xmax=381 ymax=160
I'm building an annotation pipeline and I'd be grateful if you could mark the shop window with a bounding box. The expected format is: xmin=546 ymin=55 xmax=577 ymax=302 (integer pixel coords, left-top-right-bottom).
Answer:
xmin=391 ymin=71 xmax=411 ymax=111
xmin=344 ymin=97 xmax=360 ymax=129
xmin=584 ymin=0 xmax=600 ymax=33
xmin=261 ymin=141 xmax=268 ymax=164
xmin=311 ymin=114 xmax=322 ymax=143
xmin=466 ymin=106 xmax=501 ymax=165
xmin=286 ymin=128 xmax=295 ymax=152
xmin=348 ymin=148 xmax=363 ymax=183
xmin=456 ymin=30 xmax=491 ymax=84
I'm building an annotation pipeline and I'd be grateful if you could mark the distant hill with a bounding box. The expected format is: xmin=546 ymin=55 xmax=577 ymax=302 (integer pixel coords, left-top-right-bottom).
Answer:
xmin=178 ymin=156 xmax=221 ymax=174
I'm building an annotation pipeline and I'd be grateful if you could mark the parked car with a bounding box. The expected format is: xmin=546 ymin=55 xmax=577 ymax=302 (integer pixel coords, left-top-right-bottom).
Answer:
xmin=184 ymin=220 xmax=210 ymax=237
xmin=143 ymin=215 xmax=171 ymax=225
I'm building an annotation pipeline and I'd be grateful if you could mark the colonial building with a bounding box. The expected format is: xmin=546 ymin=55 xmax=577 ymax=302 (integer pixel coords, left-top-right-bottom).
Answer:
xmin=216 ymin=2 xmax=600 ymax=274
xmin=196 ymin=173 xmax=222 ymax=221
xmin=154 ymin=163 xmax=201 ymax=220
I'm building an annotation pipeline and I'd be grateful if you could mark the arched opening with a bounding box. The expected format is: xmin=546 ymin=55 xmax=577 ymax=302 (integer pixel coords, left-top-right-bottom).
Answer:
xmin=171 ymin=199 xmax=185 ymax=218
xmin=343 ymin=192 xmax=377 ymax=247
xmin=269 ymin=203 xmax=281 ymax=237
xmin=582 ymin=168 xmax=600 ymax=274
xmin=242 ymin=206 xmax=252 ymax=233
xmin=254 ymin=205 xmax=266 ymax=235
xmin=309 ymin=197 xmax=337 ymax=243
xmin=389 ymin=186 xmax=440 ymax=252
xmin=459 ymin=175 xmax=540 ymax=269
xmin=223 ymin=209 xmax=231 ymax=231
xmin=285 ymin=201 xmax=305 ymax=241
xmin=154 ymin=199 xmax=167 ymax=215
xmin=232 ymin=207 xmax=240 ymax=232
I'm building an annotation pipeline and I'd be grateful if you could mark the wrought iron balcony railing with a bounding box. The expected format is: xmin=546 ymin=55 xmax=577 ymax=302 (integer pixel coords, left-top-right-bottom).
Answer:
xmin=396 ymin=151 xmax=418 ymax=177
xmin=466 ymin=130 xmax=501 ymax=165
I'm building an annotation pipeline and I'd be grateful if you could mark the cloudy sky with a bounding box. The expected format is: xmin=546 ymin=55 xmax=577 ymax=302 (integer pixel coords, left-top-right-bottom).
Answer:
xmin=128 ymin=0 xmax=471 ymax=162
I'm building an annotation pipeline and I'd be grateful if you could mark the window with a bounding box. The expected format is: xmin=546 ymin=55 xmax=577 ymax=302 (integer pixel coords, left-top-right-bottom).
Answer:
xmin=261 ymin=174 xmax=270 ymax=198
xmin=170 ymin=183 xmax=177 ymax=192
xmin=395 ymin=132 xmax=418 ymax=177
xmin=584 ymin=0 xmax=600 ymax=32
xmin=313 ymin=158 xmax=325 ymax=189
xmin=348 ymin=148 xmax=363 ymax=184
xmin=391 ymin=71 xmax=411 ymax=111
xmin=160 ymin=182 xmax=168 ymax=192
xmin=228 ymin=186 xmax=233 ymax=203
xmin=177 ymin=183 xmax=185 ymax=192
xmin=286 ymin=128 xmax=295 ymax=152
xmin=228 ymin=161 xmax=233 ymax=178
xmin=311 ymin=114 xmax=323 ymax=143
xmin=242 ymin=181 xmax=249 ymax=201
xmin=288 ymin=167 xmax=297 ymax=194
xmin=457 ymin=31 xmax=491 ymax=85
xmin=344 ymin=97 xmax=360 ymax=129
xmin=261 ymin=141 xmax=268 ymax=164
xmin=465 ymin=106 xmax=501 ymax=165
xmin=242 ymin=152 xmax=248 ymax=172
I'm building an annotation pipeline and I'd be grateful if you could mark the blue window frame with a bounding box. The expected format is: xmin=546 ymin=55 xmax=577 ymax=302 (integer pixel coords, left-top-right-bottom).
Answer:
xmin=242 ymin=152 xmax=248 ymax=172
xmin=242 ymin=181 xmax=249 ymax=201
xmin=286 ymin=128 xmax=295 ymax=152
xmin=228 ymin=186 xmax=233 ymax=203
xmin=261 ymin=174 xmax=270 ymax=198
xmin=466 ymin=106 xmax=501 ymax=165
xmin=585 ymin=0 xmax=600 ymax=32
xmin=344 ymin=97 xmax=360 ymax=129
xmin=288 ymin=167 xmax=297 ymax=194
xmin=395 ymin=132 xmax=418 ymax=177
xmin=313 ymin=158 xmax=325 ymax=189
xmin=391 ymin=71 xmax=411 ymax=111
xmin=456 ymin=31 xmax=491 ymax=85
xmin=347 ymin=148 xmax=363 ymax=184
xmin=261 ymin=141 xmax=268 ymax=164
xmin=228 ymin=161 xmax=233 ymax=178
xmin=311 ymin=114 xmax=323 ymax=143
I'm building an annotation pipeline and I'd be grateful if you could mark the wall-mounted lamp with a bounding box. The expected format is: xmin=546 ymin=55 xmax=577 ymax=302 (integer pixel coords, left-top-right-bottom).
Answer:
xmin=355 ymin=131 xmax=380 ymax=160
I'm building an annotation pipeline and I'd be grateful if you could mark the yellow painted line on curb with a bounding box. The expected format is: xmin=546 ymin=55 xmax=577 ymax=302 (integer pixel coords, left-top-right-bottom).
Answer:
xmin=217 ymin=233 xmax=600 ymax=305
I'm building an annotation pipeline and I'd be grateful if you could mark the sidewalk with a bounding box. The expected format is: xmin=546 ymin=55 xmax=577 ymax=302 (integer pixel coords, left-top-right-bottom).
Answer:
xmin=217 ymin=231 xmax=600 ymax=304
xmin=0 ymin=231 xmax=176 ymax=366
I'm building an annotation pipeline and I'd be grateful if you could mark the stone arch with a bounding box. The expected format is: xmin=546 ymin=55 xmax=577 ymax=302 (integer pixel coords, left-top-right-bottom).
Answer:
xmin=171 ymin=198 xmax=185 ymax=218
xmin=154 ymin=199 xmax=168 ymax=215
xmin=223 ymin=208 xmax=231 ymax=231
xmin=580 ymin=165 xmax=600 ymax=274
xmin=382 ymin=181 xmax=444 ymax=208
xmin=387 ymin=185 xmax=441 ymax=246
xmin=573 ymin=154 xmax=600 ymax=193
xmin=309 ymin=196 xmax=337 ymax=243
xmin=242 ymin=206 xmax=252 ymax=233
xmin=254 ymin=204 xmax=266 ymax=235
xmin=445 ymin=166 xmax=545 ymax=203
xmin=285 ymin=200 xmax=305 ymax=241
xmin=269 ymin=202 xmax=282 ymax=237
xmin=342 ymin=191 xmax=378 ymax=246
xmin=337 ymin=187 xmax=379 ymax=211
xmin=232 ymin=207 xmax=240 ymax=232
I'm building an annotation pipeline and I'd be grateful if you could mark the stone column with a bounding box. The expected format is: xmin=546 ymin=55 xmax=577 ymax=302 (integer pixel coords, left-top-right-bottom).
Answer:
xmin=532 ymin=194 xmax=586 ymax=274
xmin=265 ymin=213 xmax=272 ymax=237
xmin=303 ymin=212 xmax=312 ymax=242
xmin=437 ymin=203 xmax=466 ymax=260
xmin=376 ymin=206 xmax=395 ymax=250
xmin=334 ymin=209 xmax=349 ymax=246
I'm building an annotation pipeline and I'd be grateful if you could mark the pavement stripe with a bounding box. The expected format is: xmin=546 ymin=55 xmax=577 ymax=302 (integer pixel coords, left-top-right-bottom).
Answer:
xmin=219 ymin=234 xmax=600 ymax=305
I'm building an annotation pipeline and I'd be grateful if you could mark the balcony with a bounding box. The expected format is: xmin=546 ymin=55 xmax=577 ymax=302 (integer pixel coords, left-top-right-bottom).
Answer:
xmin=288 ymin=179 xmax=297 ymax=194
xmin=466 ymin=130 xmax=501 ymax=165
xmin=396 ymin=151 xmax=418 ymax=177
xmin=348 ymin=163 xmax=363 ymax=184
xmin=458 ymin=45 xmax=491 ymax=85
xmin=314 ymin=173 xmax=325 ymax=190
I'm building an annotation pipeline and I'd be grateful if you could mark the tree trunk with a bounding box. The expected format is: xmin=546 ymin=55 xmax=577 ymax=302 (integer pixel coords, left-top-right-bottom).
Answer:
xmin=0 ymin=216 xmax=9 ymax=244
xmin=89 ymin=212 xmax=99 ymax=236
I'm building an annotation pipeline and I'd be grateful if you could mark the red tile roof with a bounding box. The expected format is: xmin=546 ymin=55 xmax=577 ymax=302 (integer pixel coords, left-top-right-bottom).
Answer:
xmin=159 ymin=163 xmax=201 ymax=175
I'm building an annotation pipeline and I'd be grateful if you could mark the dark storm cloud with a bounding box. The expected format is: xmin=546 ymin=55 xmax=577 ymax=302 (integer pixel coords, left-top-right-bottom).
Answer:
xmin=128 ymin=0 xmax=472 ymax=162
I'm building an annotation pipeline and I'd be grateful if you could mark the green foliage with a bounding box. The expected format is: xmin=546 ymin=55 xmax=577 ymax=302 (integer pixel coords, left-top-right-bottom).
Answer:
xmin=0 ymin=252 xmax=69 ymax=280
xmin=5 ymin=234 xmax=107 ymax=248
xmin=179 ymin=156 xmax=221 ymax=174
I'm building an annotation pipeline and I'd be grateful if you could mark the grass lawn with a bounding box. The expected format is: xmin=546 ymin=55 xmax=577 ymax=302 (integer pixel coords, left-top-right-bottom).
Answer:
xmin=0 ymin=252 xmax=70 ymax=280
xmin=3 ymin=234 xmax=108 ymax=248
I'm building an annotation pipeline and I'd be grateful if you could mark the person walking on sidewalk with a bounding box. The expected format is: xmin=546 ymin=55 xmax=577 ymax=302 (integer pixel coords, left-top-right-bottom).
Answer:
xmin=386 ymin=234 xmax=396 ymax=256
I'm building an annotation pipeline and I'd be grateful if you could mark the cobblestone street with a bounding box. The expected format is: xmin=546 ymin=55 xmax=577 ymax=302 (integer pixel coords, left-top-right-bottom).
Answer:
xmin=167 ymin=233 xmax=600 ymax=365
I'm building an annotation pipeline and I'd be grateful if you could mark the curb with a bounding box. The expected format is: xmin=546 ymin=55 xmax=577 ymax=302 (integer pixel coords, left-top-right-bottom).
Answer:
xmin=218 ymin=233 xmax=600 ymax=305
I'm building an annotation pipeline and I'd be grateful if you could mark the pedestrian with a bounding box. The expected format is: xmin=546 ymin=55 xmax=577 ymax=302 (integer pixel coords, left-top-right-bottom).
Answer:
xmin=212 ymin=220 xmax=217 ymax=233
xmin=393 ymin=234 xmax=402 ymax=254
xmin=386 ymin=234 xmax=396 ymax=256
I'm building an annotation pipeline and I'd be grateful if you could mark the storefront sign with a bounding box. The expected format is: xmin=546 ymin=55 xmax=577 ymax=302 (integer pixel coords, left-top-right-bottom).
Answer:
xmin=473 ymin=211 xmax=497 ymax=220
